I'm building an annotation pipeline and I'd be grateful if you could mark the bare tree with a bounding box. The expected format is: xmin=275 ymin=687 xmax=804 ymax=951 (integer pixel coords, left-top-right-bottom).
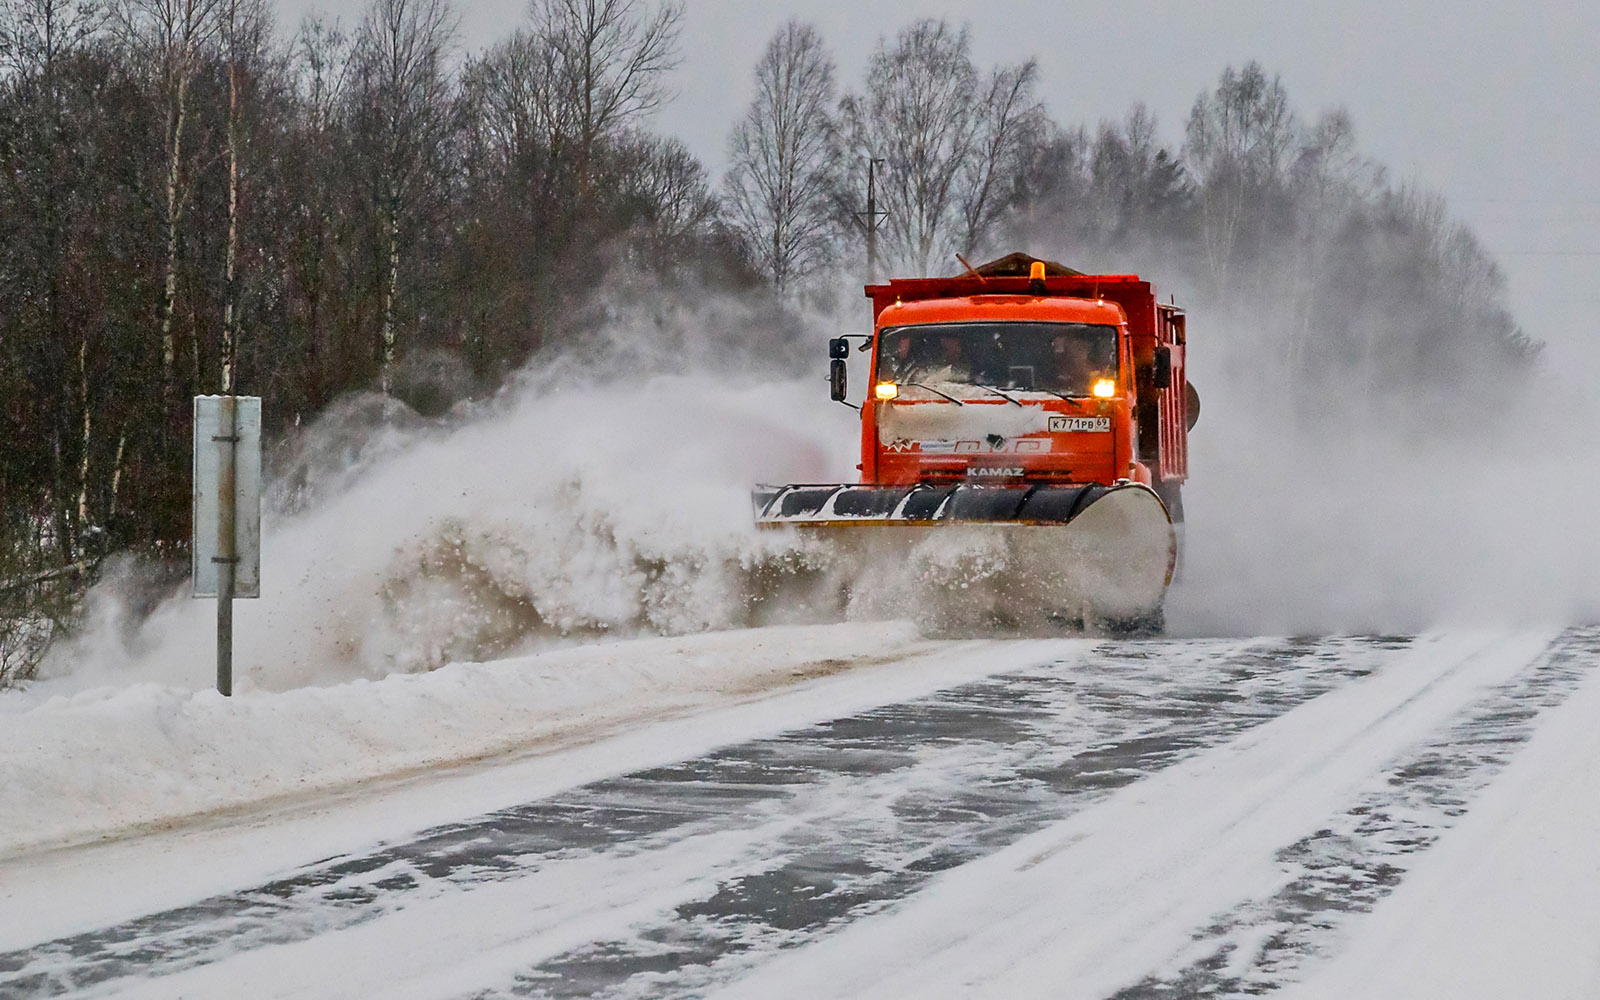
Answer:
xmin=1182 ymin=61 xmax=1298 ymax=292
xmin=721 ymin=20 xmax=838 ymax=296
xmin=531 ymin=0 xmax=682 ymax=197
xmin=2 ymin=0 xmax=113 ymax=563
xmin=1283 ymin=108 xmax=1380 ymax=370
xmin=840 ymin=19 xmax=1039 ymax=276
xmin=624 ymin=134 xmax=715 ymax=244
xmin=1 ymin=0 xmax=104 ymax=74
xmin=840 ymin=20 xmax=975 ymax=276
xmin=351 ymin=0 xmax=456 ymax=391
xmin=281 ymin=14 xmax=354 ymax=414
xmin=294 ymin=13 xmax=350 ymax=131
xmin=958 ymin=57 xmax=1044 ymax=256
xmin=462 ymin=29 xmax=556 ymax=166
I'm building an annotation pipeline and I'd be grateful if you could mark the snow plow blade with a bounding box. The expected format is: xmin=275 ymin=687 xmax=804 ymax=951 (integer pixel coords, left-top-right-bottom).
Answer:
xmin=752 ymin=483 xmax=1176 ymax=632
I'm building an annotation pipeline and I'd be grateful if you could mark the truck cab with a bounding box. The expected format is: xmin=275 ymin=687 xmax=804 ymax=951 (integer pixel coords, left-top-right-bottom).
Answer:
xmin=840 ymin=255 xmax=1194 ymax=519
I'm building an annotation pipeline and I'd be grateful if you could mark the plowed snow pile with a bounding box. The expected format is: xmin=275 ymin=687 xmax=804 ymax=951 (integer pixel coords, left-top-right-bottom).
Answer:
xmin=0 ymin=620 xmax=943 ymax=858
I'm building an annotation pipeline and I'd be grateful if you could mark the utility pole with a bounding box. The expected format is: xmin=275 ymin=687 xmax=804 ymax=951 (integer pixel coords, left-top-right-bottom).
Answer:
xmin=855 ymin=157 xmax=888 ymax=284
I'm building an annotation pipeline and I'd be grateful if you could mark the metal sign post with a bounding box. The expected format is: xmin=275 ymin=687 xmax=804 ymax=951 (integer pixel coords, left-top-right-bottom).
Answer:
xmin=194 ymin=395 xmax=262 ymax=695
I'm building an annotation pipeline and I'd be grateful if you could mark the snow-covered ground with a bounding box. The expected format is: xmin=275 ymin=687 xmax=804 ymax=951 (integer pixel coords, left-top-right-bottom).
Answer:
xmin=3 ymin=626 xmax=1596 ymax=999
xmin=1285 ymin=640 xmax=1600 ymax=1000
xmin=709 ymin=629 xmax=1597 ymax=1000
xmin=6 ymin=363 xmax=1600 ymax=998
xmin=0 ymin=621 xmax=956 ymax=858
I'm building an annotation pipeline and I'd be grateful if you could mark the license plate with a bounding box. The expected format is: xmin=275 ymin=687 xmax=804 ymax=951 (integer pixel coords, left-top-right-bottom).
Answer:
xmin=1049 ymin=416 xmax=1111 ymax=433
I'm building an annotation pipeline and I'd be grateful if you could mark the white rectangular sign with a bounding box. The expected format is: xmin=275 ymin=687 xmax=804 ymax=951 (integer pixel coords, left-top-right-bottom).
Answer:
xmin=1049 ymin=415 xmax=1112 ymax=433
xmin=193 ymin=396 xmax=262 ymax=598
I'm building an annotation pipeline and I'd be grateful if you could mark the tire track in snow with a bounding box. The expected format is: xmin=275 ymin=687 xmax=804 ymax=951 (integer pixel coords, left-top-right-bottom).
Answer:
xmin=1108 ymin=625 xmax=1600 ymax=999
xmin=701 ymin=629 xmax=1572 ymax=1000
xmin=461 ymin=636 xmax=1401 ymax=1000
xmin=0 ymin=636 xmax=1394 ymax=999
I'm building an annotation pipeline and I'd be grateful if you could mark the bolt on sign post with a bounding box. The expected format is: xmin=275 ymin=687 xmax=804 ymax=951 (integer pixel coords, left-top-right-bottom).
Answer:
xmin=193 ymin=396 xmax=262 ymax=696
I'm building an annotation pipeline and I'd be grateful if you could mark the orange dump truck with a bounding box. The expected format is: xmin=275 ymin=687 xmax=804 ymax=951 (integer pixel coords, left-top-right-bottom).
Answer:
xmin=754 ymin=253 xmax=1198 ymax=631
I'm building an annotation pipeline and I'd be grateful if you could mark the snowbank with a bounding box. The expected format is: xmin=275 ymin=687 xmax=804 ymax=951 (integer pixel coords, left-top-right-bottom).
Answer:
xmin=0 ymin=621 xmax=925 ymax=859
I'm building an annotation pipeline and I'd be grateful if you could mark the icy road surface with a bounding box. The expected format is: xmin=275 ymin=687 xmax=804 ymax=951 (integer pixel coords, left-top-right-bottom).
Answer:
xmin=3 ymin=627 xmax=1598 ymax=999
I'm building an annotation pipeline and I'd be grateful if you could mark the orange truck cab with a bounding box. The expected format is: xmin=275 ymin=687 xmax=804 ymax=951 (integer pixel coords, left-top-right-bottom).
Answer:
xmin=841 ymin=255 xmax=1195 ymax=520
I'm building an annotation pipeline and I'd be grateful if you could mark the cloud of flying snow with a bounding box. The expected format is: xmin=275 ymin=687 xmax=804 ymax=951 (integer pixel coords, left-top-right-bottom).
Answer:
xmin=36 ymin=271 xmax=1600 ymax=695
xmin=43 ymin=293 xmax=869 ymax=692
xmin=1166 ymin=299 xmax=1600 ymax=636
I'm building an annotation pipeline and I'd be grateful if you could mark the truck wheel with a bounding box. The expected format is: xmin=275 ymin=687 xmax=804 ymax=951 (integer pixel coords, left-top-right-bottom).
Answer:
xmin=1152 ymin=479 xmax=1184 ymax=525
xmin=1102 ymin=607 xmax=1165 ymax=638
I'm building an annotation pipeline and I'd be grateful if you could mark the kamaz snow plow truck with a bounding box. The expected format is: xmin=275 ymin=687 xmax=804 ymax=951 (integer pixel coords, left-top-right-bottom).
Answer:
xmin=753 ymin=253 xmax=1198 ymax=632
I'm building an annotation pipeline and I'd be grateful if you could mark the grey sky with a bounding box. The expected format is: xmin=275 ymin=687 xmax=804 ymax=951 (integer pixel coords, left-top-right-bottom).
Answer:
xmin=279 ymin=0 xmax=1600 ymax=361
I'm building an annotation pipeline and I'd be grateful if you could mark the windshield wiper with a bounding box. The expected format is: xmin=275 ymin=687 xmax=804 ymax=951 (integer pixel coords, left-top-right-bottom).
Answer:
xmin=973 ymin=384 xmax=1024 ymax=406
xmin=903 ymin=381 xmax=965 ymax=405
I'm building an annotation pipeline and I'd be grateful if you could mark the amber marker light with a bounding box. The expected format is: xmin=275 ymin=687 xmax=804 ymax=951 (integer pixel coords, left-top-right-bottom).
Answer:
xmin=875 ymin=382 xmax=900 ymax=401
xmin=1092 ymin=378 xmax=1117 ymax=398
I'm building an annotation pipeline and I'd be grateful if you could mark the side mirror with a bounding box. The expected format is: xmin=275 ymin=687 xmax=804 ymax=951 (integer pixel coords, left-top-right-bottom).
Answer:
xmin=829 ymin=358 xmax=848 ymax=402
xmin=829 ymin=337 xmax=850 ymax=360
xmin=1152 ymin=346 xmax=1173 ymax=389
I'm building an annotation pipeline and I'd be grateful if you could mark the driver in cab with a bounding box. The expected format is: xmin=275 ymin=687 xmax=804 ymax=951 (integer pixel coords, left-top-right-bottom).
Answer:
xmin=886 ymin=332 xmax=971 ymax=385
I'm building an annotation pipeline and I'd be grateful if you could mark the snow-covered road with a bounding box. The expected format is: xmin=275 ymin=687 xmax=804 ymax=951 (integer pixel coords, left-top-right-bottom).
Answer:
xmin=3 ymin=627 xmax=1597 ymax=999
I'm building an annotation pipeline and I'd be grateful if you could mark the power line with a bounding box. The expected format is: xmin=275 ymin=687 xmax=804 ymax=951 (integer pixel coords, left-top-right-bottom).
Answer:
xmin=1456 ymin=198 xmax=1600 ymax=206
xmin=1497 ymin=251 xmax=1600 ymax=257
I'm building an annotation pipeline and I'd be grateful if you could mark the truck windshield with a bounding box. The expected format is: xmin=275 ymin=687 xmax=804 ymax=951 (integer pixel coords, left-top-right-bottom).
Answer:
xmin=876 ymin=322 xmax=1119 ymax=397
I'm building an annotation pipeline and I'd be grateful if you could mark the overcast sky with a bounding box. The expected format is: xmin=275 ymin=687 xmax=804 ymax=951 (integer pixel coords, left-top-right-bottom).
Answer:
xmin=280 ymin=0 xmax=1600 ymax=362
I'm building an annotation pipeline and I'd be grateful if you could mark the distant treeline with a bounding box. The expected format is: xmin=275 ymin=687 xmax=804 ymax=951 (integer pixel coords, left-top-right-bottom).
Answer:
xmin=0 ymin=1 xmax=1538 ymax=682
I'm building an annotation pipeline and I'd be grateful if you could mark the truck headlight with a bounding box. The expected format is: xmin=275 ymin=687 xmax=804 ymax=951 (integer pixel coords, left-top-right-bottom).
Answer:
xmin=1092 ymin=378 xmax=1116 ymax=398
xmin=875 ymin=382 xmax=899 ymax=400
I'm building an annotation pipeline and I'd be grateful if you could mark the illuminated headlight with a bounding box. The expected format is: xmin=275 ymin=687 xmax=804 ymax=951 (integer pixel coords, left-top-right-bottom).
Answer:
xmin=1092 ymin=378 xmax=1117 ymax=398
xmin=875 ymin=382 xmax=900 ymax=401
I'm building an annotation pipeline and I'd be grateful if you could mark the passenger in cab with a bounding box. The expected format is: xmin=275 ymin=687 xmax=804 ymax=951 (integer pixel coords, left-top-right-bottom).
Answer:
xmin=1052 ymin=333 xmax=1114 ymax=395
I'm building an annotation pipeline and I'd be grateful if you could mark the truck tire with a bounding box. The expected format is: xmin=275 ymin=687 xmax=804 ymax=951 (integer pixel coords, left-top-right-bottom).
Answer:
xmin=1102 ymin=607 xmax=1165 ymax=638
xmin=1152 ymin=479 xmax=1184 ymax=525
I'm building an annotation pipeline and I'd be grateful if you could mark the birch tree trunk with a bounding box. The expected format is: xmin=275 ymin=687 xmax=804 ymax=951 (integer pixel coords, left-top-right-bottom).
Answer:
xmin=353 ymin=0 xmax=458 ymax=394
xmin=159 ymin=65 xmax=188 ymax=391
xmin=221 ymin=1 xmax=239 ymax=394
xmin=76 ymin=339 xmax=90 ymax=529
xmin=382 ymin=179 xmax=399 ymax=392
